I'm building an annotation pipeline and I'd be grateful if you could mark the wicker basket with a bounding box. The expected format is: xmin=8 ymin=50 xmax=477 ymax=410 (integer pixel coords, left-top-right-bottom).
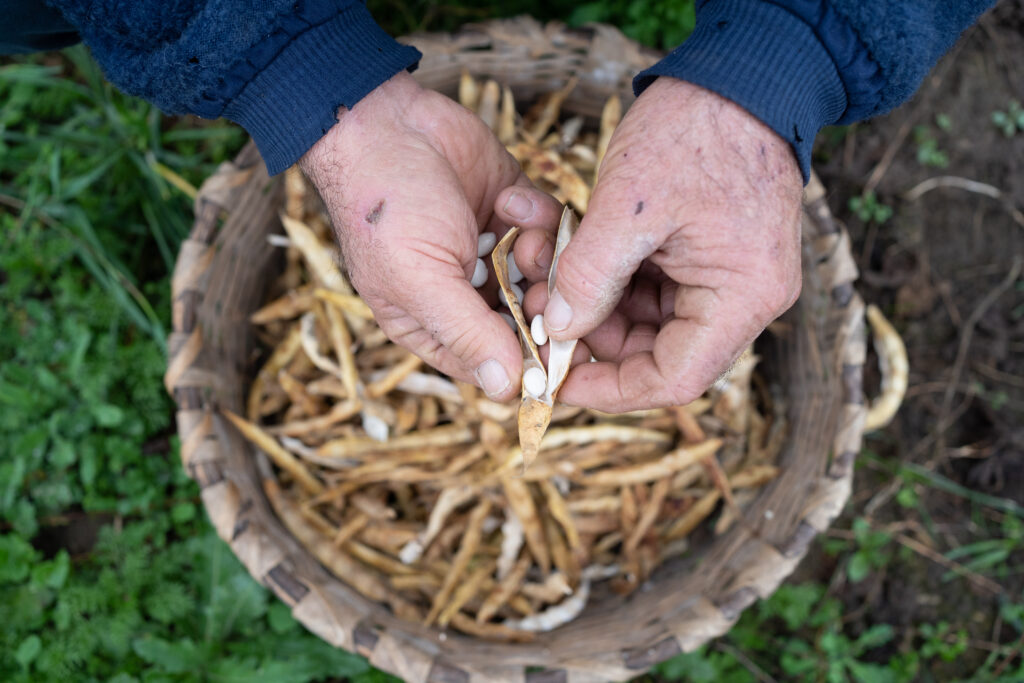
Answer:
xmin=165 ymin=17 xmax=866 ymax=682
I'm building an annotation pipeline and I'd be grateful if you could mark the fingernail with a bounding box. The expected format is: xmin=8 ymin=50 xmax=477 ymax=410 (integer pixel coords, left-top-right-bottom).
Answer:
xmin=545 ymin=290 xmax=573 ymax=332
xmin=475 ymin=359 xmax=510 ymax=398
xmin=502 ymin=192 xmax=534 ymax=221
xmin=533 ymin=242 xmax=553 ymax=271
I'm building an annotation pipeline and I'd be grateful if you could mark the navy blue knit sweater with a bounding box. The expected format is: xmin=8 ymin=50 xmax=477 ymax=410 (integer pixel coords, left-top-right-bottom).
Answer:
xmin=4 ymin=1 xmax=995 ymax=177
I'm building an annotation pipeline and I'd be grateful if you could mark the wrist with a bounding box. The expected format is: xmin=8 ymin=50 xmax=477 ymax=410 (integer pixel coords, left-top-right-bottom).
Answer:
xmin=638 ymin=76 xmax=801 ymax=188
xmin=634 ymin=0 xmax=846 ymax=183
xmin=215 ymin=1 xmax=420 ymax=176
xmin=300 ymin=71 xmax=423 ymax=187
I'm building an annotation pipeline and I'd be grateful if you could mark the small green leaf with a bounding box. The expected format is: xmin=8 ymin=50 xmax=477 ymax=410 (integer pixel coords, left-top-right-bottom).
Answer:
xmin=0 ymin=533 xmax=38 ymax=583
xmin=267 ymin=601 xmax=297 ymax=635
xmin=848 ymin=552 xmax=871 ymax=582
xmin=31 ymin=549 xmax=70 ymax=589
xmin=825 ymin=660 xmax=847 ymax=683
xmin=79 ymin=443 xmax=98 ymax=486
xmin=654 ymin=650 xmax=718 ymax=680
xmin=820 ymin=630 xmax=848 ymax=658
xmin=132 ymin=636 xmax=201 ymax=673
xmin=171 ymin=502 xmax=196 ymax=524
xmin=10 ymin=498 xmax=39 ymax=538
xmin=896 ymin=487 xmax=918 ymax=508
xmin=49 ymin=439 xmax=77 ymax=468
xmin=92 ymin=403 xmax=124 ymax=427
xmin=15 ymin=634 xmax=42 ymax=668
xmin=855 ymin=624 xmax=894 ymax=651
xmin=781 ymin=639 xmax=818 ymax=675
xmin=847 ymin=659 xmax=899 ymax=683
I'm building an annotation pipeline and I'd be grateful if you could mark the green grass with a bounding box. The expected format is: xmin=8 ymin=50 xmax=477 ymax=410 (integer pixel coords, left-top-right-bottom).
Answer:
xmin=2 ymin=3 xmax=1022 ymax=681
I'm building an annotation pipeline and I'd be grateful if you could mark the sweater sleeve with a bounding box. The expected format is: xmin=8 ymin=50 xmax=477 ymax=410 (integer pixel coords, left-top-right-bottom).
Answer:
xmin=45 ymin=0 xmax=422 ymax=175
xmin=1 ymin=1 xmax=79 ymax=54
xmin=635 ymin=0 xmax=996 ymax=181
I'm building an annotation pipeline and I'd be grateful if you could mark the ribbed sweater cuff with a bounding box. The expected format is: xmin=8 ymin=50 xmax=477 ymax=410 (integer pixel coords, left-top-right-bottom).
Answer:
xmin=634 ymin=0 xmax=847 ymax=182
xmin=222 ymin=3 xmax=421 ymax=175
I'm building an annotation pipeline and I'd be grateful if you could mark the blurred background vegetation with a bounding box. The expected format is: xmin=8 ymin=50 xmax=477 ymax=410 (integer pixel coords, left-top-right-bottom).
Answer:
xmin=2 ymin=1 xmax=1022 ymax=681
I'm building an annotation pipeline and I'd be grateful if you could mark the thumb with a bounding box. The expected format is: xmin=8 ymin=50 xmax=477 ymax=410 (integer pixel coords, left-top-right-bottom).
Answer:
xmin=543 ymin=205 xmax=658 ymax=341
xmin=400 ymin=272 xmax=524 ymax=401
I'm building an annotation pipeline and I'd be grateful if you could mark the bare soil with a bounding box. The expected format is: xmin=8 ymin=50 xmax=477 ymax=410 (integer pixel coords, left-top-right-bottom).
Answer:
xmin=804 ymin=0 xmax=1024 ymax=676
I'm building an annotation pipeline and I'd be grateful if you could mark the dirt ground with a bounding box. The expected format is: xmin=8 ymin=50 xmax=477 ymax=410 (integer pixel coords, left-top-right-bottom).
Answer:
xmin=800 ymin=0 xmax=1024 ymax=676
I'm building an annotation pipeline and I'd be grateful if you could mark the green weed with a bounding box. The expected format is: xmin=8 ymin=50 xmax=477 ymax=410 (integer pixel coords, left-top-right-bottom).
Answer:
xmin=364 ymin=0 xmax=696 ymax=50
xmin=919 ymin=622 xmax=968 ymax=662
xmin=569 ymin=0 xmax=695 ymax=50
xmin=943 ymin=515 xmax=1022 ymax=584
xmin=1 ymin=48 xmax=244 ymax=345
xmin=845 ymin=518 xmax=894 ymax=583
xmin=913 ymin=124 xmax=949 ymax=168
xmin=991 ymin=100 xmax=1024 ymax=137
xmin=0 ymin=522 xmax=394 ymax=682
xmin=0 ymin=46 xmax=362 ymax=683
xmin=848 ymin=191 xmax=893 ymax=225
xmin=651 ymin=583 xmax=926 ymax=683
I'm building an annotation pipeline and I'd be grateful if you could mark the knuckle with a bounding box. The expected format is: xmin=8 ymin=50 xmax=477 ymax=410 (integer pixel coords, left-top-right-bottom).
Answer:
xmin=784 ymin=270 xmax=803 ymax=309
xmin=439 ymin=314 xmax=491 ymax=365
xmin=665 ymin=376 xmax=701 ymax=408
xmin=755 ymin=264 xmax=800 ymax=318
xmin=555 ymin=248 xmax=617 ymax=310
xmin=553 ymin=251 xmax=593 ymax=298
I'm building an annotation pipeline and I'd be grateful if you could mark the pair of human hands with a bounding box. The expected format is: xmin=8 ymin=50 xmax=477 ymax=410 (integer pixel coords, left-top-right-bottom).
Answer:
xmin=299 ymin=71 xmax=803 ymax=412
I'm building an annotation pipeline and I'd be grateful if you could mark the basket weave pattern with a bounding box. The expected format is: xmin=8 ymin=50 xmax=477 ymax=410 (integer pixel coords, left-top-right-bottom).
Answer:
xmin=165 ymin=18 xmax=866 ymax=682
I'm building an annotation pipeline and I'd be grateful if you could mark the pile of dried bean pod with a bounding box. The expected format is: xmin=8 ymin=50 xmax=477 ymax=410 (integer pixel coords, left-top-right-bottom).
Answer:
xmin=230 ymin=75 xmax=788 ymax=640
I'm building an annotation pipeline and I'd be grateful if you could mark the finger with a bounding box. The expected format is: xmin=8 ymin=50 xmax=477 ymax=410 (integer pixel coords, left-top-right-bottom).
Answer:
xmin=394 ymin=270 xmax=524 ymax=402
xmin=493 ymin=180 xmax=561 ymax=282
xmin=374 ymin=308 xmax=518 ymax=390
xmin=525 ymin=270 xmax=668 ymax=330
xmin=525 ymin=280 xmax=656 ymax=367
xmin=614 ymin=272 xmax=672 ymax=326
xmin=512 ymin=229 xmax=555 ymax=282
xmin=521 ymin=279 xmax=549 ymax=320
xmin=543 ymin=192 xmax=660 ymax=342
xmin=467 ymin=141 xmax=534 ymax=230
xmin=556 ymin=286 xmax=774 ymax=412
xmin=579 ymin=313 xmax=659 ymax=362
xmin=493 ymin=181 xmax=563 ymax=232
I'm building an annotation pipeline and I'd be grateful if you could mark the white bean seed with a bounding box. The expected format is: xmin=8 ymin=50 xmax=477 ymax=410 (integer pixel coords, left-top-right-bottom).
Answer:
xmin=523 ymin=367 xmax=547 ymax=397
xmin=470 ymin=258 xmax=488 ymax=288
xmin=507 ymin=253 xmax=524 ymax=283
xmin=362 ymin=413 xmax=389 ymax=442
xmin=531 ymin=315 xmax=548 ymax=346
xmin=477 ymin=232 xmax=497 ymax=257
xmin=500 ymin=312 xmax=517 ymax=331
